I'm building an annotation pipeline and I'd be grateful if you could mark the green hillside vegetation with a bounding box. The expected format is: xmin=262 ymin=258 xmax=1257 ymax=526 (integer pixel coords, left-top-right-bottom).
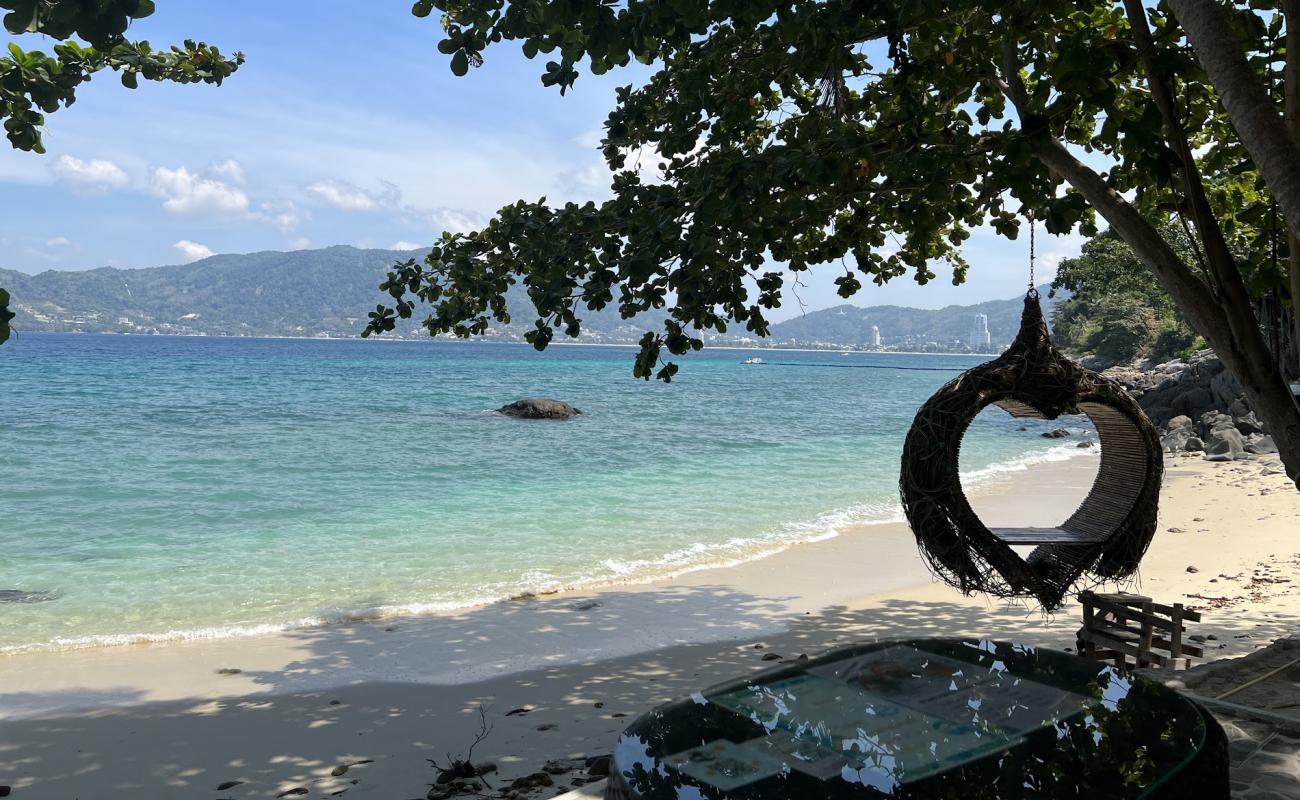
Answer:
xmin=768 ymin=286 xmax=1060 ymax=351
xmin=0 ymin=247 xmax=667 ymax=341
xmin=1050 ymin=229 xmax=1201 ymax=365
xmin=4 ymin=246 xmax=1057 ymax=350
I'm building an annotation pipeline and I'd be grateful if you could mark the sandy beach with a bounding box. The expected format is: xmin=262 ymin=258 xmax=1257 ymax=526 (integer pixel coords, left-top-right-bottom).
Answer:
xmin=2 ymin=451 xmax=1298 ymax=798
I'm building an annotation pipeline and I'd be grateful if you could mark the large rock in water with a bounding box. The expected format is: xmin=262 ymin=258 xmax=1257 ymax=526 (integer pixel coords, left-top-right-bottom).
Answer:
xmin=0 ymin=589 xmax=59 ymax=603
xmin=497 ymin=398 xmax=582 ymax=420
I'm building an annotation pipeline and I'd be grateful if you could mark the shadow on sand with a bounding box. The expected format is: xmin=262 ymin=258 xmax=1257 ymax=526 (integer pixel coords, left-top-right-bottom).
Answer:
xmin=2 ymin=583 xmax=1297 ymax=798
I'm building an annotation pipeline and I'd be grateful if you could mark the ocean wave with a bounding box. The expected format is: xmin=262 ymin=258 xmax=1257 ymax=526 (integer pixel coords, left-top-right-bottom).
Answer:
xmin=959 ymin=442 xmax=1096 ymax=491
xmin=0 ymin=502 xmax=904 ymax=655
xmin=3 ymin=445 xmax=1095 ymax=656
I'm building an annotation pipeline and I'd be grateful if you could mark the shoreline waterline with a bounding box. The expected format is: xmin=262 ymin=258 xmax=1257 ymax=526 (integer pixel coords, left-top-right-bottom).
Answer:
xmin=13 ymin=329 xmax=1003 ymax=357
xmin=3 ymin=453 xmax=1297 ymax=799
xmin=0 ymin=443 xmax=1097 ymax=658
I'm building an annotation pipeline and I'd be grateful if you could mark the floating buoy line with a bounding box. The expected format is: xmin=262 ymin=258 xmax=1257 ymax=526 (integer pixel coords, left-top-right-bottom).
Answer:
xmin=742 ymin=360 xmax=965 ymax=372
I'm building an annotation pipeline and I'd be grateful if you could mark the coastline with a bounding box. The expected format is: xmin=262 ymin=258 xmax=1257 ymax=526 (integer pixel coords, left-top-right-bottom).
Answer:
xmin=0 ymin=453 xmax=1100 ymax=716
xmin=13 ymin=329 xmax=1003 ymax=357
xmin=0 ymin=442 xmax=1090 ymax=658
xmin=4 ymin=452 xmax=1298 ymax=798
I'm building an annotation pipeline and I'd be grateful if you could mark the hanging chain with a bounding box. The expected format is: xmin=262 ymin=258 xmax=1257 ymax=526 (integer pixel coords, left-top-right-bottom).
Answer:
xmin=1028 ymin=212 xmax=1038 ymax=298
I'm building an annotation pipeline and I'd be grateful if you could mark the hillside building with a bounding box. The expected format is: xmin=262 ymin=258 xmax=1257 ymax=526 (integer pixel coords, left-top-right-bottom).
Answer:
xmin=968 ymin=313 xmax=990 ymax=350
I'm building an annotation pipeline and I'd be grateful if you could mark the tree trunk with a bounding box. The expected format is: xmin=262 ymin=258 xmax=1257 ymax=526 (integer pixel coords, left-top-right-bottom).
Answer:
xmin=1287 ymin=0 xmax=1300 ymax=381
xmin=1169 ymin=0 xmax=1300 ymax=256
xmin=1000 ymin=40 xmax=1300 ymax=488
xmin=1029 ymin=137 xmax=1300 ymax=489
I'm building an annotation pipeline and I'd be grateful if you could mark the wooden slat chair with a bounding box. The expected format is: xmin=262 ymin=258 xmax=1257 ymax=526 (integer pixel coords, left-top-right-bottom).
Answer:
xmin=1076 ymin=590 xmax=1203 ymax=670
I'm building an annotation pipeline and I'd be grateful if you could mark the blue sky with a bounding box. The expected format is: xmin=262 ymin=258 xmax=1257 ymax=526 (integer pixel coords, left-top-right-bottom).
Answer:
xmin=0 ymin=3 xmax=1085 ymax=320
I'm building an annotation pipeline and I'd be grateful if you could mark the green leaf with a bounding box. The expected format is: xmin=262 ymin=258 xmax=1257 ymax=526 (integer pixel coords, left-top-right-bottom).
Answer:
xmin=0 ymin=288 xmax=13 ymax=345
xmin=450 ymin=50 xmax=469 ymax=76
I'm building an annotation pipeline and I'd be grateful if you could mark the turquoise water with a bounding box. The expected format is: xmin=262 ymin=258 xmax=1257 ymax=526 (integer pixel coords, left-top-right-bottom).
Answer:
xmin=0 ymin=334 xmax=1089 ymax=653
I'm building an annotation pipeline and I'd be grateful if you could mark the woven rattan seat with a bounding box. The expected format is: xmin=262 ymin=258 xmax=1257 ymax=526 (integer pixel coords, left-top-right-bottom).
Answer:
xmin=990 ymin=527 xmax=1104 ymax=545
xmin=899 ymin=294 xmax=1164 ymax=609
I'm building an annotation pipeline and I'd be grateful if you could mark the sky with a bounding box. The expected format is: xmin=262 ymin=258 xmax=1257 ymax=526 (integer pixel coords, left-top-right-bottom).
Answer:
xmin=0 ymin=2 xmax=1087 ymax=321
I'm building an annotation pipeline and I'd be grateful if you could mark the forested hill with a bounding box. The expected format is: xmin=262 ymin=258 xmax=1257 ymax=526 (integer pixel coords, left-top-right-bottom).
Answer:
xmin=1 ymin=246 xmax=1055 ymax=350
xmin=0 ymin=246 xmax=665 ymax=341
xmin=2 ymin=246 xmax=406 ymax=338
xmin=768 ymin=288 xmax=1060 ymax=351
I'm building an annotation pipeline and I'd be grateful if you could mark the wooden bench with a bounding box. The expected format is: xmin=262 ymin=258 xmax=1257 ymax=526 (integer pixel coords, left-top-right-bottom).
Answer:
xmin=1076 ymin=590 xmax=1202 ymax=670
xmin=991 ymin=526 xmax=1107 ymax=545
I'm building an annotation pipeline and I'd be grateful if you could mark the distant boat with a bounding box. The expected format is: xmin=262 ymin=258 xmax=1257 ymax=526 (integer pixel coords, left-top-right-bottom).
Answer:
xmin=741 ymin=357 xmax=765 ymax=365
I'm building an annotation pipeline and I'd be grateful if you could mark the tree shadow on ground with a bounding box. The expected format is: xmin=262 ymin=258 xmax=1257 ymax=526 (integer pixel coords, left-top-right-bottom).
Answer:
xmin=3 ymin=581 xmax=1296 ymax=798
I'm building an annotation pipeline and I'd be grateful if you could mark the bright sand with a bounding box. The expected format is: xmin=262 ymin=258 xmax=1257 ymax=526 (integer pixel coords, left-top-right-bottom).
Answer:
xmin=1 ymin=453 xmax=1298 ymax=798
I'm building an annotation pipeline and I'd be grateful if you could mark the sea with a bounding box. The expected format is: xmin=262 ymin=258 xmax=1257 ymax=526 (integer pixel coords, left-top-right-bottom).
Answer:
xmin=0 ymin=333 xmax=1094 ymax=654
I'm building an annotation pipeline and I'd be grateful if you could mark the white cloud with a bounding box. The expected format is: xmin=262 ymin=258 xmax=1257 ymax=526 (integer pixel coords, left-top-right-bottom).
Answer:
xmin=50 ymin=155 xmax=130 ymax=191
xmin=307 ymin=179 xmax=401 ymax=211
xmin=152 ymin=166 xmax=249 ymax=215
xmin=558 ymin=160 xmax=610 ymax=198
xmin=573 ymin=127 xmax=604 ymax=149
xmin=173 ymin=240 xmax=215 ymax=262
xmin=45 ymin=236 xmax=71 ymax=247
xmin=426 ymin=208 xmax=480 ymax=235
xmin=288 ymin=236 xmax=312 ymax=250
xmin=209 ymin=159 xmax=246 ymax=184
xmin=391 ymin=240 xmax=425 ymax=251
xmin=256 ymin=200 xmax=310 ymax=232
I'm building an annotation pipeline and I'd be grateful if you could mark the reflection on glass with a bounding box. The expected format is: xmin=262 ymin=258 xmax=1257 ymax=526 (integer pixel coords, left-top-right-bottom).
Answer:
xmin=610 ymin=639 xmax=1214 ymax=799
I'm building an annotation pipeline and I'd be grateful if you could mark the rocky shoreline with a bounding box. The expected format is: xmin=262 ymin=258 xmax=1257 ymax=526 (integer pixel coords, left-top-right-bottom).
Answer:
xmin=1097 ymin=350 xmax=1281 ymax=462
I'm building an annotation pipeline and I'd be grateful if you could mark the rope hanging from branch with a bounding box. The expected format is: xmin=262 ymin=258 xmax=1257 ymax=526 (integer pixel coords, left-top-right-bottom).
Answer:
xmin=897 ymin=217 xmax=1164 ymax=609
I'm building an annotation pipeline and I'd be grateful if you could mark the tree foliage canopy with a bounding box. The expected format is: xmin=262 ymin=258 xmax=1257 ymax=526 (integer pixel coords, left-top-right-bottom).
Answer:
xmin=1049 ymin=228 xmax=1203 ymax=364
xmin=1053 ymin=230 xmax=1174 ymax=314
xmin=1 ymin=1 xmax=242 ymax=153
xmin=0 ymin=0 xmax=241 ymax=343
xmin=365 ymin=0 xmax=1288 ymax=381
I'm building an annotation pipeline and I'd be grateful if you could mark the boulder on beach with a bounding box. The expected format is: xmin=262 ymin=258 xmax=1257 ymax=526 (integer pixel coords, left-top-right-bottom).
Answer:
xmin=1246 ymin=434 xmax=1279 ymax=455
xmin=1041 ymin=428 xmax=1070 ymax=439
xmin=1205 ymin=427 xmax=1248 ymax=462
xmin=497 ymin=398 xmax=582 ymax=420
xmin=1234 ymin=411 xmax=1266 ymax=436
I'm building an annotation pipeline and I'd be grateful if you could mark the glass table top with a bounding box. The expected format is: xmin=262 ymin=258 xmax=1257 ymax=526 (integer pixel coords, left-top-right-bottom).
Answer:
xmin=611 ymin=639 xmax=1211 ymax=799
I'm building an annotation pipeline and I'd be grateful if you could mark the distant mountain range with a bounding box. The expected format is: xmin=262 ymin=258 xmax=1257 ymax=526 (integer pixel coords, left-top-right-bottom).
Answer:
xmin=771 ymin=292 xmax=1062 ymax=351
xmin=0 ymin=246 xmax=1058 ymax=352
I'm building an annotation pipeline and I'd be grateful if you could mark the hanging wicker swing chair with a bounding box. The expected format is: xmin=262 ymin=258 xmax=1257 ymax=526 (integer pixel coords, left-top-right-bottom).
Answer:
xmin=899 ymin=290 xmax=1164 ymax=610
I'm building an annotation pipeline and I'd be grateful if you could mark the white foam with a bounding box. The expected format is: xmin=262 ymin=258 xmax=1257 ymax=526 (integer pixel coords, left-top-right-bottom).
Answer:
xmin=959 ymin=443 xmax=1094 ymax=491
xmin=3 ymin=446 xmax=1094 ymax=656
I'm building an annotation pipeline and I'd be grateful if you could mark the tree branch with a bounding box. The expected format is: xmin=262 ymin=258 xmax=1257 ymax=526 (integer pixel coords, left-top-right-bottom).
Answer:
xmin=997 ymin=40 xmax=1221 ymax=338
xmin=1122 ymin=0 xmax=1241 ymax=300
xmin=1286 ymin=0 xmax=1300 ymax=378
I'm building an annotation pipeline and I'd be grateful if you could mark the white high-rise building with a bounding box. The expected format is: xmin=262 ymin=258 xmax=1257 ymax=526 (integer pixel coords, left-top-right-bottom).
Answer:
xmin=969 ymin=313 xmax=990 ymax=350
xmin=870 ymin=325 xmax=881 ymax=349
